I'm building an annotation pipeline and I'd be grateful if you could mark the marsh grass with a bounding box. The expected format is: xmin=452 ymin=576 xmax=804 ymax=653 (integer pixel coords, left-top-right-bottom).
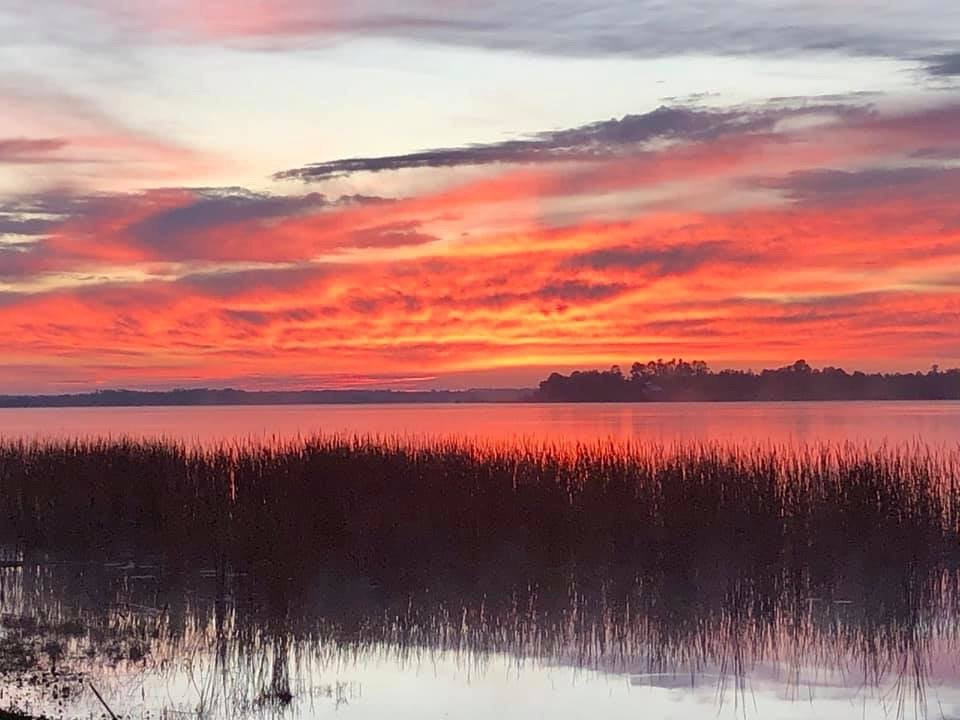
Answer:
xmin=1 ymin=436 xmax=957 ymax=584
xmin=5 ymin=434 xmax=960 ymax=711
xmin=3 ymin=436 xmax=958 ymax=720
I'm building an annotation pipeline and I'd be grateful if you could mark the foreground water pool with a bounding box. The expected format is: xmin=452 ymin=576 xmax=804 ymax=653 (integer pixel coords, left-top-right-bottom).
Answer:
xmin=2 ymin=550 xmax=959 ymax=720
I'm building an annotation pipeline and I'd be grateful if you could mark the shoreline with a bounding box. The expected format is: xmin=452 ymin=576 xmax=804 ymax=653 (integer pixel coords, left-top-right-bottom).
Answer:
xmin=4 ymin=397 xmax=960 ymax=409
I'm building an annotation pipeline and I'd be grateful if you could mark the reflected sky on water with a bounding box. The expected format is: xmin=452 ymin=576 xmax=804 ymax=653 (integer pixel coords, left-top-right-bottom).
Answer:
xmin=0 ymin=401 xmax=959 ymax=446
xmin=3 ymin=554 xmax=960 ymax=720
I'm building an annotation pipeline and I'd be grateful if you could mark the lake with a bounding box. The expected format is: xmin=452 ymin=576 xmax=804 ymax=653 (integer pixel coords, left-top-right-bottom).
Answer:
xmin=2 ymin=401 xmax=959 ymax=720
xmin=1 ymin=400 xmax=959 ymax=446
xmin=5 ymin=544 xmax=960 ymax=720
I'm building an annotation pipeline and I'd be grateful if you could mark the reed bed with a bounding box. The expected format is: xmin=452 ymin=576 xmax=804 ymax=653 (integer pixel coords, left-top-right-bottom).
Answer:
xmin=0 ymin=435 xmax=957 ymax=585
xmin=3 ymin=435 xmax=959 ymax=719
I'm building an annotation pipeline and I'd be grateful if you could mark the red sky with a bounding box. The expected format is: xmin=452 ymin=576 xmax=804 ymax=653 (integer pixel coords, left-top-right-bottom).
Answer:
xmin=1 ymin=2 xmax=959 ymax=391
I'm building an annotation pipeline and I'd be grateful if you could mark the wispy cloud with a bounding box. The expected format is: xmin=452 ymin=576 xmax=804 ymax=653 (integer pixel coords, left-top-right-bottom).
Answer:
xmin=0 ymin=137 xmax=69 ymax=164
xmin=274 ymin=104 xmax=856 ymax=182
xmin=923 ymin=53 xmax=960 ymax=76
xmin=756 ymin=166 xmax=960 ymax=206
xmin=0 ymin=75 xmax=218 ymax=189
xmin=566 ymin=241 xmax=749 ymax=274
xmin=35 ymin=0 xmax=960 ymax=67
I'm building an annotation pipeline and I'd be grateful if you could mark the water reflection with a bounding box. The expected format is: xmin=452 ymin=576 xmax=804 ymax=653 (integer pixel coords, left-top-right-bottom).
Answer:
xmin=3 ymin=550 xmax=959 ymax=719
xmin=1 ymin=401 xmax=959 ymax=446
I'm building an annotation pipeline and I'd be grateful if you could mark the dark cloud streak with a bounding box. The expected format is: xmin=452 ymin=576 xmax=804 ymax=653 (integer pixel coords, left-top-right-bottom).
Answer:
xmin=923 ymin=53 xmax=960 ymax=76
xmin=760 ymin=167 xmax=960 ymax=205
xmin=53 ymin=1 xmax=960 ymax=70
xmin=0 ymin=137 xmax=68 ymax=164
xmin=566 ymin=241 xmax=745 ymax=275
xmin=129 ymin=188 xmax=333 ymax=249
xmin=275 ymin=104 xmax=848 ymax=182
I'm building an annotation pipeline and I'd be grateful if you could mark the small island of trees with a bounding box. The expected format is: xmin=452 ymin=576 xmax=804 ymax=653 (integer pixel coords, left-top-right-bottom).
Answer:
xmin=533 ymin=359 xmax=960 ymax=402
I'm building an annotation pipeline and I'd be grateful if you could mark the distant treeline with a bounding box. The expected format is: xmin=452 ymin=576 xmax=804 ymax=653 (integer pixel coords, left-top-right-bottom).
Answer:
xmin=534 ymin=359 xmax=960 ymax=402
xmin=0 ymin=387 xmax=529 ymax=408
xmin=4 ymin=359 xmax=960 ymax=407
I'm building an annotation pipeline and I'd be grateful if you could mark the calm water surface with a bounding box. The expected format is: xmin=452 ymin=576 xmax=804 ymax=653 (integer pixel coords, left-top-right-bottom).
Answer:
xmin=1 ymin=400 xmax=958 ymax=445
xmin=3 ymin=554 xmax=959 ymax=720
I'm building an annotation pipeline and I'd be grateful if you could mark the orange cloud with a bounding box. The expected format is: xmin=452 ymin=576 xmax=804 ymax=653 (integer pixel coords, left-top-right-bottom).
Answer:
xmin=2 ymin=100 xmax=959 ymax=390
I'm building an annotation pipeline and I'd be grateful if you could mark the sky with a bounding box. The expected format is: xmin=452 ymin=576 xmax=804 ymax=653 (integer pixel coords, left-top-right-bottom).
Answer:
xmin=1 ymin=1 xmax=959 ymax=392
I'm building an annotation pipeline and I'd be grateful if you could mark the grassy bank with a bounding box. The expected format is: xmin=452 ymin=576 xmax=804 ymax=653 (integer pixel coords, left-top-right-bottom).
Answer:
xmin=1 ymin=436 xmax=957 ymax=585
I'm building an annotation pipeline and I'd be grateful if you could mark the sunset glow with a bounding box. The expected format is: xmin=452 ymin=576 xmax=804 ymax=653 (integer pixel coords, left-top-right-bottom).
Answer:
xmin=2 ymin=1 xmax=959 ymax=391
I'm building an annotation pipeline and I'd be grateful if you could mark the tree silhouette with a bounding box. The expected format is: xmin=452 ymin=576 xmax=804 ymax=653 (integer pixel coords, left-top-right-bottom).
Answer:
xmin=534 ymin=360 xmax=960 ymax=402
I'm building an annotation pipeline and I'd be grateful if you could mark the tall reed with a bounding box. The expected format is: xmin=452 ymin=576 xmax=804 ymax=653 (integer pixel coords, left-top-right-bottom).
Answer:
xmin=1 ymin=436 xmax=956 ymax=587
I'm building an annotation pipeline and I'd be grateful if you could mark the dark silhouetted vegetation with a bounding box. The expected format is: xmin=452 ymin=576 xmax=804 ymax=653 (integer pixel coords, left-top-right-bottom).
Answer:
xmin=2 ymin=436 xmax=958 ymax=585
xmin=534 ymin=358 xmax=960 ymax=401
xmin=4 ymin=360 xmax=958 ymax=408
